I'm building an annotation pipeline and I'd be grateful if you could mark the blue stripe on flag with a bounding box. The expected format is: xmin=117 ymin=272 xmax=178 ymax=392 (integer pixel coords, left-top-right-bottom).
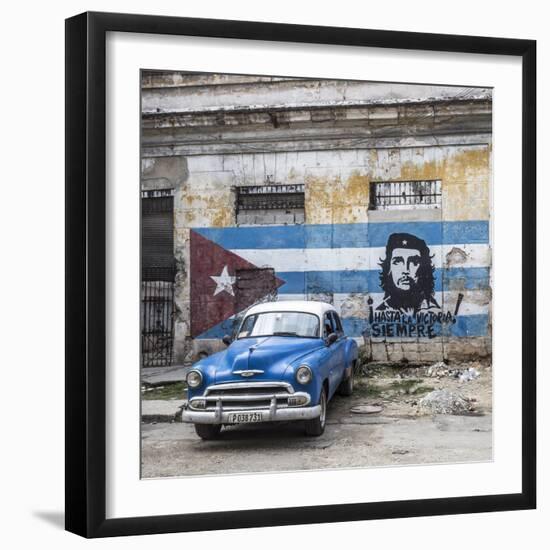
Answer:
xmin=196 ymin=319 xmax=237 ymax=340
xmin=447 ymin=314 xmax=490 ymax=338
xmin=342 ymin=314 xmax=489 ymax=338
xmin=277 ymin=267 xmax=490 ymax=294
xmin=193 ymin=221 xmax=489 ymax=250
xmin=367 ymin=221 xmax=489 ymax=247
xmin=196 ymin=314 xmax=489 ymax=339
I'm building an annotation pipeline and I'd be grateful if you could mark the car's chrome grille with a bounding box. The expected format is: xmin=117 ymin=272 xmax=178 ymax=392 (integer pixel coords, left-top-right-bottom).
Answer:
xmin=204 ymin=399 xmax=290 ymax=411
xmin=203 ymin=382 xmax=293 ymax=411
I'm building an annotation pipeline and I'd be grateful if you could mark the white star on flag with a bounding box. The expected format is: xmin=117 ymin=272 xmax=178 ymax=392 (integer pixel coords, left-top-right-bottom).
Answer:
xmin=210 ymin=265 xmax=236 ymax=296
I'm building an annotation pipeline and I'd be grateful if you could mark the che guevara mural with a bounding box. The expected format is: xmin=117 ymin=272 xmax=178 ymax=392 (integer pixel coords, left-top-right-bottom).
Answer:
xmin=366 ymin=232 xmax=464 ymax=340
xmin=188 ymin=223 xmax=485 ymax=345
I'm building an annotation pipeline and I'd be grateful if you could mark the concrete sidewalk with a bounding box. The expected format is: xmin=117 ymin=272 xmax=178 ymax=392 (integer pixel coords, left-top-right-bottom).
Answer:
xmin=141 ymin=399 xmax=186 ymax=423
xmin=141 ymin=365 xmax=191 ymax=386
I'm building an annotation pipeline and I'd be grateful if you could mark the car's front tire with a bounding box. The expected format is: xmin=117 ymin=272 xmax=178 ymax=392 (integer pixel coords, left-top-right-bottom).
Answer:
xmin=194 ymin=423 xmax=221 ymax=440
xmin=305 ymin=386 xmax=327 ymax=436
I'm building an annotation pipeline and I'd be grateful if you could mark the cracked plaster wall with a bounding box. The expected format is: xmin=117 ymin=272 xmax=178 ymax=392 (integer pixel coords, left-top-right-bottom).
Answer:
xmin=140 ymin=77 xmax=492 ymax=364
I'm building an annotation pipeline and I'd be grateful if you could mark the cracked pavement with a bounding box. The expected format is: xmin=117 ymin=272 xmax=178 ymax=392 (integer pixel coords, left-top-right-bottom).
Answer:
xmin=141 ymin=376 xmax=492 ymax=478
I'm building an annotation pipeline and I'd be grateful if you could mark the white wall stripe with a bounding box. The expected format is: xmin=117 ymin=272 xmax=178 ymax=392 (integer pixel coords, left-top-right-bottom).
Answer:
xmin=231 ymin=244 xmax=491 ymax=272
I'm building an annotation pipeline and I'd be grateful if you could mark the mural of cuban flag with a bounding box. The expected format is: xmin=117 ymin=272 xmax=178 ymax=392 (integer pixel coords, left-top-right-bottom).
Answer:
xmin=190 ymin=219 xmax=490 ymax=341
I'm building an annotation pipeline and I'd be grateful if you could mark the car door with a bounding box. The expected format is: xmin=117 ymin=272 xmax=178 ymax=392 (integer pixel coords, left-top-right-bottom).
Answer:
xmin=327 ymin=312 xmax=346 ymax=398
xmin=319 ymin=312 xmax=337 ymax=395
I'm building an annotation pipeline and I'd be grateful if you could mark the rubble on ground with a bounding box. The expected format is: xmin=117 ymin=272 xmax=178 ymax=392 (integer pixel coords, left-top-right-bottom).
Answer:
xmin=426 ymin=361 xmax=448 ymax=377
xmin=422 ymin=362 xmax=482 ymax=382
xmin=417 ymin=389 xmax=473 ymax=415
xmin=363 ymin=360 xmax=487 ymax=380
xmin=458 ymin=367 xmax=480 ymax=383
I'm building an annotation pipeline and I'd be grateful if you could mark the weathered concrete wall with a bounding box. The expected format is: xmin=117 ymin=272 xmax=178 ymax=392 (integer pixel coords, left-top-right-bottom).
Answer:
xmin=141 ymin=73 xmax=492 ymax=364
xmin=169 ymin=145 xmax=491 ymax=362
xmin=142 ymin=77 xmax=491 ymax=115
xmin=141 ymin=156 xmax=189 ymax=192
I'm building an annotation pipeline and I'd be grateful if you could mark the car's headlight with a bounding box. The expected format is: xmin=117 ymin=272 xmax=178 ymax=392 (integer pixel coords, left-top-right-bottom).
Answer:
xmin=296 ymin=365 xmax=312 ymax=385
xmin=187 ymin=370 xmax=203 ymax=388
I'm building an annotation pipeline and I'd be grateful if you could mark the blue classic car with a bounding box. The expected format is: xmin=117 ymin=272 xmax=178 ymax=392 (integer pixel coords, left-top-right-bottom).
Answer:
xmin=182 ymin=301 xmax=358 ymax=439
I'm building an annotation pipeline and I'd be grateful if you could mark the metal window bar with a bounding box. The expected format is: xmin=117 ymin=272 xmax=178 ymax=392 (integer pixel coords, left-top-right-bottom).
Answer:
xmin=141 ymin=188 xmax=175 ymax=199
xmin=141 ymin=195 xmax=174 ymax=213
xmin=141 ymin=266 xmax=176 ymax=367
xmin=237 ymin=185 xmax=305 ymax=213
xmin=141 ymin=192 xmax=175 ymax=367
xmin=369 ymin=180 xmax=441 ymax=210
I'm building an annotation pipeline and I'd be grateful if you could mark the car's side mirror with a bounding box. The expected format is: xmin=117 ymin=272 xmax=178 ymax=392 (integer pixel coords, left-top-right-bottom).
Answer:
xmin=222 ymin=334 xmax=232 ymax=346
xmin=326 ymin=332 xmax=338 ymax=346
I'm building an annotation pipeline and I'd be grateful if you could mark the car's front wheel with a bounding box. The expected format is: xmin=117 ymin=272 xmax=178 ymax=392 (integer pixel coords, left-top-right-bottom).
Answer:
xmin=305 ymin=387 xmax=327 ymax=436
xmin=194 ymin=423 xmax=221 ymax=440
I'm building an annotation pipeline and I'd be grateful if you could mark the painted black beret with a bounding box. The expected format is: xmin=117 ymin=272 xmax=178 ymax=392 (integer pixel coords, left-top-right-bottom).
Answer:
xmin=385 ymin=232 xmax=428 ymax=252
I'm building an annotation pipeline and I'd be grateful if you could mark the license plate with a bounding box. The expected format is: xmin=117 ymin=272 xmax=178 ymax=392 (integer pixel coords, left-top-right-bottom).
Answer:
xmin=228 ymin=412 xmax=264 ymax=423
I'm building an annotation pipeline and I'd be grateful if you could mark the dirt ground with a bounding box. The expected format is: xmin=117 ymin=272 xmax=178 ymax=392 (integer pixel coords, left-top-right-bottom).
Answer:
xmin=357 ymin=359 xmax=492 ymax=416
xmin=141 ymin=360 xmax=492 ymax=478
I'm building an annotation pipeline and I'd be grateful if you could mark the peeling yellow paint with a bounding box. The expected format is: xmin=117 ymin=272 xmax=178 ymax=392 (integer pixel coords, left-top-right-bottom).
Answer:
xmin=305 ymin=171 xmax=370 ymax=224
xmin=176 ymin=185 xmax=235 ymax=228
xmin=178 ymin=206 xmax=234 ymax=228
xmin=305 ymin=174 xmax=338 ymax=207
xmin=343 ymin=171 xmax=370 ymax=206
xmin=398 ymin=146 xmax=490 ymax=221
xmin=400 ymin=147 xmax=488 ymax=182
xmin=175 ymin=145 xmax=489 ymax=229
xmin=209 ymin=208 xmax=234 ymax=227
xmin=332 ymin=205 xmax=369 ymax=225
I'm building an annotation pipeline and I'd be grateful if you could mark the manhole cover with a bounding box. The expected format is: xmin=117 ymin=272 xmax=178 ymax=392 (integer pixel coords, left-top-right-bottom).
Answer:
xmin=350 ymin=404 xmax=383 ymax=415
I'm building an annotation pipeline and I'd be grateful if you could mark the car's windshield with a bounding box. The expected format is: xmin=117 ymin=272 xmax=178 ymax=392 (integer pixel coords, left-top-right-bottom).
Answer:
xmin=237 ymin=311 xmax=320 ymax=339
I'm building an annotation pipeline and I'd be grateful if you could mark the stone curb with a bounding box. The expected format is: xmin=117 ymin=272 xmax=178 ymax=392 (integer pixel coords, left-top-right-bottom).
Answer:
xmin=141 ymin=365 xmax=192 ymax=387
xmin=141 ymin=400 xmax=186 ymax=423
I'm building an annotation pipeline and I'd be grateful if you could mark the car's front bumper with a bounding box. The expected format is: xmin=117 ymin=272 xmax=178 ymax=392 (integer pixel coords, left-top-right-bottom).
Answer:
xmin=181 ymin=403 xmax=321 ymax=424
xmin=182 ymin=381 xmax=321 ymax=424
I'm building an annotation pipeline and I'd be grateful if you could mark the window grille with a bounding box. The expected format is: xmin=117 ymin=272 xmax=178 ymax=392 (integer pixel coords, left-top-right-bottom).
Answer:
xmin=141 ymin=191 xmax=175 ymax=269
xmin=236 ymin=184 xmax=305 ymax=225
xmin=141 ymin=189 xmax=176 ymax=367
xmin=237 ymin=184 xmax=305 ymax=212
xmin=369 ymin=180 xmax=441 ymax=210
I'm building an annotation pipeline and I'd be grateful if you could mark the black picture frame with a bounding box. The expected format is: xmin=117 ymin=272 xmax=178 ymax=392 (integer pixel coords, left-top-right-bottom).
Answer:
xmin=65 ymin=11 xmax=536 ymax=538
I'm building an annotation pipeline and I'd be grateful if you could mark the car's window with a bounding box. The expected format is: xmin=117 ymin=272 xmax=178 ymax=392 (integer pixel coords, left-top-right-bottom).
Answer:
xmin=331 ymin=311 xmax=343 ymax=334
xmin=238 ymin=311 xmax=320 ymax=339
xmin=323 ymin=313 xmax=335 ymax=338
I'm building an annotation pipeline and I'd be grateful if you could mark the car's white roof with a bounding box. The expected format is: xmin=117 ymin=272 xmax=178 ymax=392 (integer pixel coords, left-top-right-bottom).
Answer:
xmin=244 ymin=300 xmax=336 ymax=317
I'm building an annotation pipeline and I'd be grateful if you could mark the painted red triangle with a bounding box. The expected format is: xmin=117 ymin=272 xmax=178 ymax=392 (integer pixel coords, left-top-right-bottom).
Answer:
xmin=190 ymin=230 xmax=285 ymax=337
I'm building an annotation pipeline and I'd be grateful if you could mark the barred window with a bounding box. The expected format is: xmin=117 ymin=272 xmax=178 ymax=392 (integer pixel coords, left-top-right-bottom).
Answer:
xmin=236 ymin=184 xmax=305 ymax=225
xmin=369 ymin=180 xmax=441 ymax=210
xmin=141 ymin=189 xmax=175 ymax=271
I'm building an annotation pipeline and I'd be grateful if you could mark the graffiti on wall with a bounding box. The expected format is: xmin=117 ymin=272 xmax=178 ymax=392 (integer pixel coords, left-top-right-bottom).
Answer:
xmin=189 ymin=222 xmax=489 ymax=341
xmin=189 ymin=230 xmax=284 ymax=338
xmin=367 ymin=232 xmax=462 ymax=339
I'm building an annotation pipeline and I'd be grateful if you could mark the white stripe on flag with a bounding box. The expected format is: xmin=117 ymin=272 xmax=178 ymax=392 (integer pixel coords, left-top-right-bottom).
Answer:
xmin=231 ymin=244 xmax=490 ymax=272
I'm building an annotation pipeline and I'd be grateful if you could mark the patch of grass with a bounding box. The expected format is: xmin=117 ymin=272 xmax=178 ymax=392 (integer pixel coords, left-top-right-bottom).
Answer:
xmin=141 ymin=382 xmax=187 ymax=400
xmin=353 ymin=381 xmax=385 ymax=397
xmin=365 ymin=365 xmax=400 ymax=378
xmin=353 ymin=377 xmax=434 ymax=400
xmin=388 ymin=379 xmax=434 ymax=395
xmin=389 ymin=379 xmax=423 ymax=392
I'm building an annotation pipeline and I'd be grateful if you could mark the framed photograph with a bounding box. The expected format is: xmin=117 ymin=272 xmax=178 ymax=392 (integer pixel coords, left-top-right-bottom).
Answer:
xmin=65 ymin=11 xmax=536 ymax=538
